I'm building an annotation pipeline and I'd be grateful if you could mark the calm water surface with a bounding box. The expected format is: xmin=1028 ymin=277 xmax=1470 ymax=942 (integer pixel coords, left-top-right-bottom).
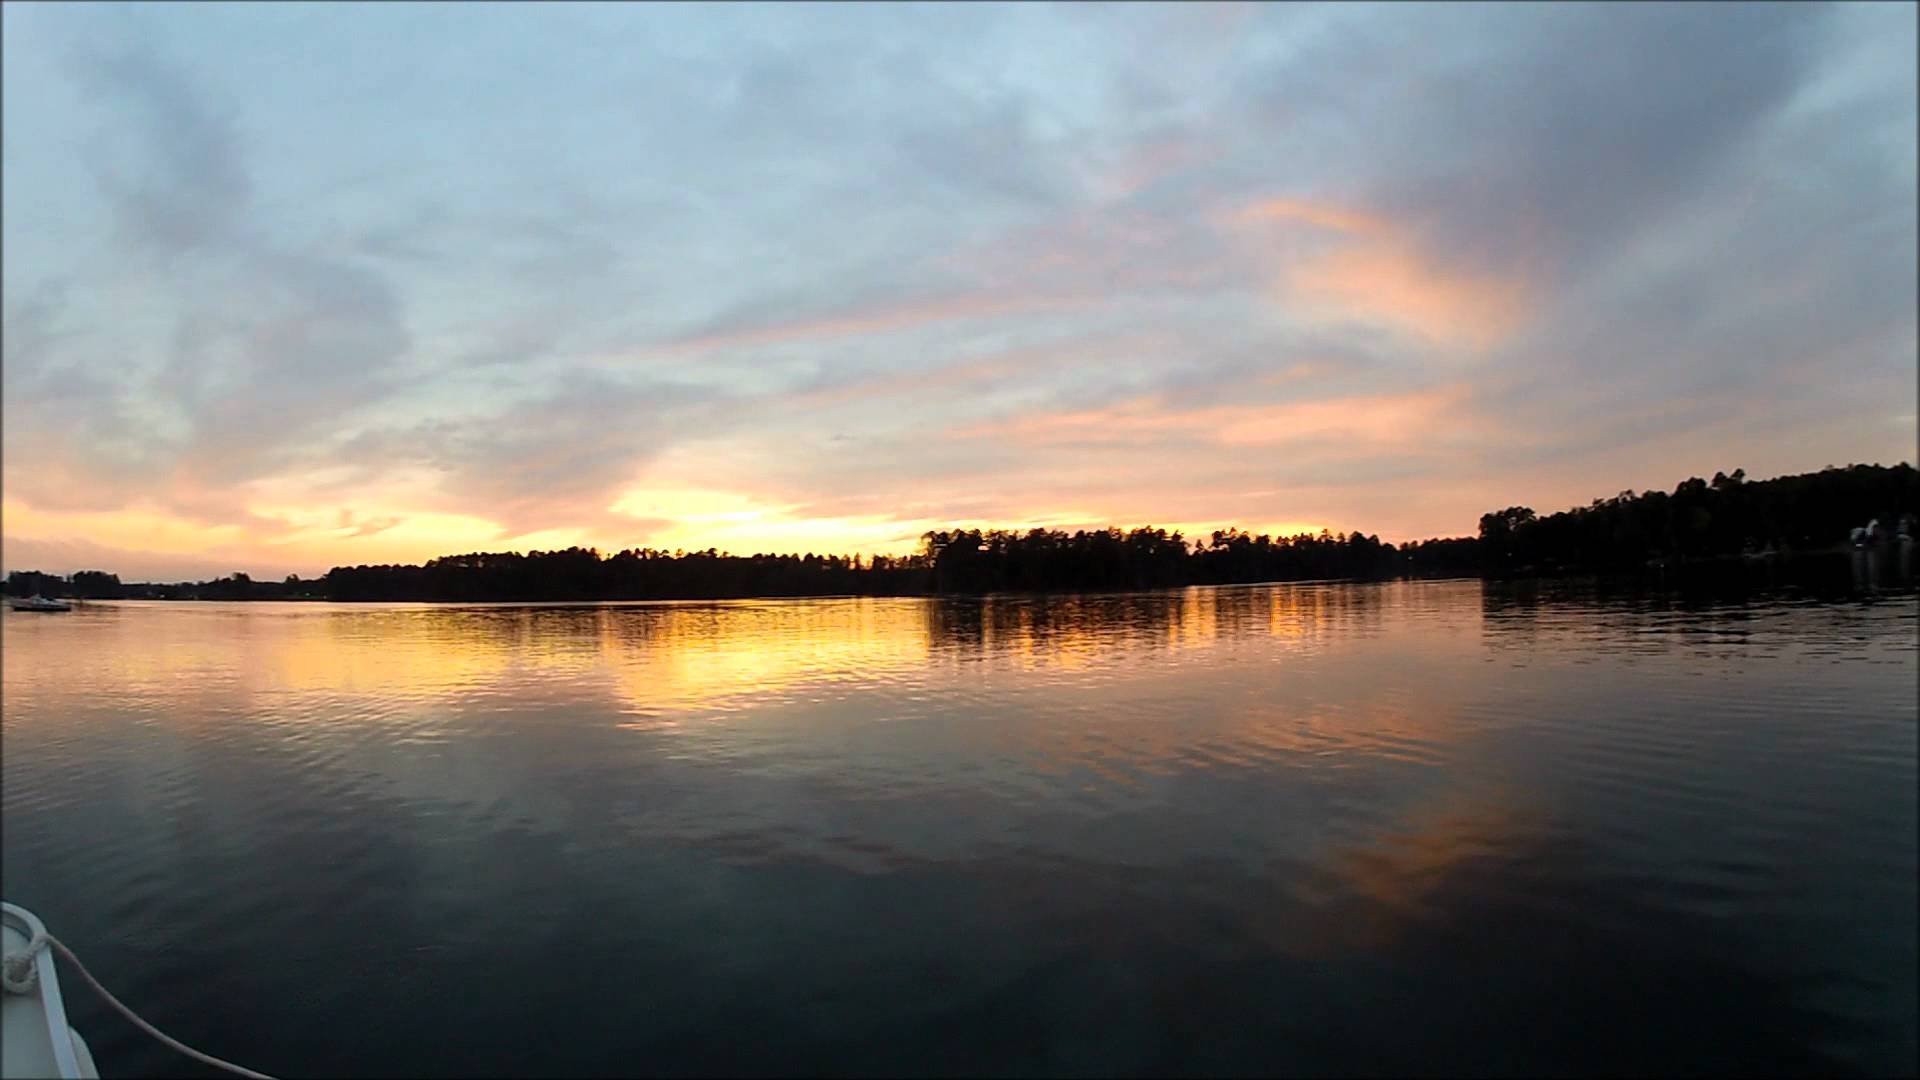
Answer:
xmin=3 ymin=578 xmax=1915 ymax=1077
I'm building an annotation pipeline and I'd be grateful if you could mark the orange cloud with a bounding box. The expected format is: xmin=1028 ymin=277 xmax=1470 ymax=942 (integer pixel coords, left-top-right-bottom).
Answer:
xmin=1234 ymin=196 xmax=1528 ymax=350
xmin=1288 ymin=246 xmax=1525 ymax=351
xmin=1 ymin=497 xmax=248 ymax=557
xmin=1218 ymin=384 xmax=1476 ymax=445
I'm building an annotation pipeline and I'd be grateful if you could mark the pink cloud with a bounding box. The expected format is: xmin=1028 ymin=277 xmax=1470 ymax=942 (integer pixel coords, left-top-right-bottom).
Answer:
xmin=1235 ymin=198 xmax=1394 ymax=238
xmin=786 ymin=330 xmax=1179 ymax=410
xmin=1286 ymin=247 xmax=1525 ymax=351
xmin=957 ymin=384 xmax=1480 ymax=450
xmin=1102 ymin=132 xmax=1217 ymax=200
xmin=658 ymin=292 xmax=1087 ymax=357
xmin=1233 ymin=196 xmax=1531 ymax=350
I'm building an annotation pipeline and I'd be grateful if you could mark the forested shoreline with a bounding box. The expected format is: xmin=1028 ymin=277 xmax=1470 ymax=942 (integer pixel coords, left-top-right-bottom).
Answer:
xmin=8 ymin=463 xmax=1914 ymax=602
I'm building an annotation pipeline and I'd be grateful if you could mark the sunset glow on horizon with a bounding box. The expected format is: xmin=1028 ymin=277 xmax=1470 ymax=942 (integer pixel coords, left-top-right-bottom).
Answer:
xmin=4 ymin=2 xmax=1914 ymax=580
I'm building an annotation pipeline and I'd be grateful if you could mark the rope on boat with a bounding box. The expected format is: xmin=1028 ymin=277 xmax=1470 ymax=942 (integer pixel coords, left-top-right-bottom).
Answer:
xmin=0 ymin=936 xmax=40 ymax=993
xmin=3 ymin=926 xmax=276 ymax=1079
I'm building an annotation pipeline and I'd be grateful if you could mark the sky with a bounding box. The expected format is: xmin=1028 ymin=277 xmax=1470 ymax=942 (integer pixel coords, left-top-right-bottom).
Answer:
xmin=2 ymin=1 xmax=1915 ymax=581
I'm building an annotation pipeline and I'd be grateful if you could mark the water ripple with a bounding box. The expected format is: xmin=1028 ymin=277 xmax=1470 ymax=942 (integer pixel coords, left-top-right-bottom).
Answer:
xmin=3 ymin=583 xmax=1914 ymax=1077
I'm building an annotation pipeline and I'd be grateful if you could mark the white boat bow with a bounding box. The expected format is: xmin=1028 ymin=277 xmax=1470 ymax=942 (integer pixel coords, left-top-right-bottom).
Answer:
xmin=2 ymin=902 xmax=97 ymax=1079
xmin=3 ymin=900 xmax=274 ymax=1079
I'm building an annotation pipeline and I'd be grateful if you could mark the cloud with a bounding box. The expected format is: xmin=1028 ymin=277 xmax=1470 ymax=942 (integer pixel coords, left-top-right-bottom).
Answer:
xmin=325 ymin=372 xmax=721 ymax=539
xmin=78 ymin=43 xmax=251 ymax=254
xmin=655 ymin=292 xmax=1080 ymax=358
xmin=956 ymin=384 xmax=1477 ymax=452
xmin=334 ymin=510 xmax=404 ymax=539
xmin=1285 ymin=246 xmax=1525 ymax=351
xmin=775 ymin=329 xmax=1168 ymax=412
xmin=1240 ymin=4 xmax=1836 ymax=284
xmin=1230 ymin=197 xmax=1527 ymax=349
xmin=4 ymin=37 xmax=413 ymax=535
xmin=1 ymin=4 xmax=1912 ymax=573
xmin=0 ymin=532 xmax=258 ymax=583
xmin=1236 ymin=198 xmax=1389 ymax=239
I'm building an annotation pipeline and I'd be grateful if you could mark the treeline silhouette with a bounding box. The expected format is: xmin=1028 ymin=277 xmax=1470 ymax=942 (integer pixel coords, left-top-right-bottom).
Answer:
xmin=5 ymin=569 xmax=328 ymax=602
xmin=1474 ymin=462 xmax=1916 ymax=573
xmin=5 ymin=463 xmax=1912 ymax=602
xmin=325 ymin=549 xmax=927 ymax=602
xmin=919 ymin=526 xmax=1404 ymax=593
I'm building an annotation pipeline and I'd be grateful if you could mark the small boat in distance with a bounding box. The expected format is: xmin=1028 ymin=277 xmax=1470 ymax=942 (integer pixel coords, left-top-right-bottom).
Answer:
xmin=6 ymin=596 xmax=72 ymax=612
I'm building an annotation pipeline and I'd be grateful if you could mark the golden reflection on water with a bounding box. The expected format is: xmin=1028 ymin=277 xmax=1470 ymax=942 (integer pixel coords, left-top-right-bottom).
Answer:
xmin=919 ymin=583 xmax=1393 ymax=667
xmin=598 ymin=600 xmax=937 ymax=714
xmin=1 ymin=585 xmax=1470 ymax=776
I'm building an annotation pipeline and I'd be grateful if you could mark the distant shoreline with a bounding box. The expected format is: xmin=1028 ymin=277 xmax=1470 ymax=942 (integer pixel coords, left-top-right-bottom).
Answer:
xmin=21 ymin=548 xmax=1909 ymax=608
xmin=8 ymin=463 xmax=1915 ymax=604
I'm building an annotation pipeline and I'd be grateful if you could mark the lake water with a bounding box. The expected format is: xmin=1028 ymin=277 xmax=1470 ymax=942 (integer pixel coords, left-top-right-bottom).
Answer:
xmin=3 ymin=577 xmax=1915 ymax=1077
